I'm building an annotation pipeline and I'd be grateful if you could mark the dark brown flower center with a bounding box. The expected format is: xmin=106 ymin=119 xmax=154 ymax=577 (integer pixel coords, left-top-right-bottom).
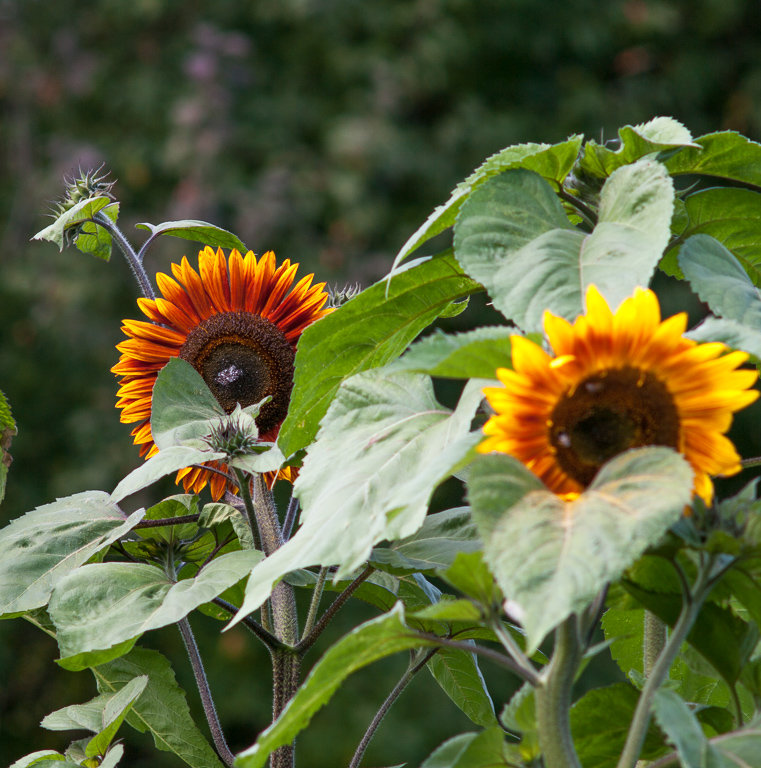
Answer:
xmin=549 ymin=367 xmax=679 ymax=487
xmin=178 ymin=311 xmax=295 ymax=435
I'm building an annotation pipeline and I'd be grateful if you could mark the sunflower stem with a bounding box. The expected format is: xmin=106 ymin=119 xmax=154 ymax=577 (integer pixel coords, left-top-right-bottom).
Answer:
xmin=616 ymin=560 xmax=714 ymax=768
xmin=643 ymin=611 xmax=667 ymax=677
xmin=92 ymin=210 xmax=155 ymax=300
xmin=535 ymin=615 xmax=583 ymax=768
xmin=301 ymin=566 xmax=329 ymax=641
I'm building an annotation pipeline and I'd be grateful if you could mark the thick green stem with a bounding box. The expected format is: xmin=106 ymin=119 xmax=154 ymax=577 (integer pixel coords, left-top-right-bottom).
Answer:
xmin=643 ymin=611 xmax=667 ymax=677
xmin=616 ymin=565 xmax=712 ymax=768
xmin=535 ymin=616 xmax=583 ymax=768
xmin=302 ymin=566 xmax=329 ymax=641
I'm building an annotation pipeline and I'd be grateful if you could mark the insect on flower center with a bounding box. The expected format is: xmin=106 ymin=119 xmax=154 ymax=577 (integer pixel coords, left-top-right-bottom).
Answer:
xmin=179 ymin=311 xmax=295 ymax=435
xmin=549 ymin=367 xmax=679 ymax=487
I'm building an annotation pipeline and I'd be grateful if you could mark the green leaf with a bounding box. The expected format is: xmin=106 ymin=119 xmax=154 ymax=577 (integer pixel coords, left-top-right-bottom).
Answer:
xmin=236 ymin=603 xmax=453 ymax=768
xmin=501 ymin=683 xmax=539 ymax=761
xmin=32 ymin=196 xmax=114 ymax=250
xmin=151 ymin=358 xmax=225 ymax=451
xmin=234 ymin=374 xmax=483 ymax=623
xmin=199 ymin=502 xmax=255 ymax=550
xmin=0 ymin=388 xmax=17 ymax=505
xmin=440 ymin=551 xmax=503 ymax=608
xmin=427 ymin=646 xmax=497 ymax=727
xmin=42 ymin=675 xmax=148 ymax=758
xmin=467 ymin=448 xmax=693 ymax=651
xmin=392 ymin=135 xmax=583 ymax=268
xmin=74 ymin=202 xmax=120 ymax=260
xmin=679 ymin=234 xmax=761 ymax=327
xmin=50 ymin=550 xmax=262 ymax=668
xmin=110 ymin=445 xmax=226 ymax=504
xmin=601 ymin=606 xmax=644 ymax=684
xmin=278 ymin=252 xmax=480 ymax=457
xmin=710 ymin=718 xmax=761 ymax=766
xmin=687 ymin=316 xmax=761 ymax=361
xmin=666 ymin=131 xmax=761 ymax=188
xmin=418 ymin=727 xmax=509 ymax=768
xmin=571 ymin=683 xmax=666 ymax=768
xmin=454 ymin=160 xmax=674 ymax=332
xmin=667 ymin=189 xmax=761 ymax=287
xmin=579 ymin=116 xmax=698 ymax=178
xmin=652 ymin=688 xmax=724 ymax=768
xmin=135 ymin=220 xmax=246 ymax=252
xmin=0 ymin=492 xmax=144 ymax=616
xmin=388 ymin=327 xmax=515 ymax=379
xmin=370 ymin=507 xmax=481 ymax=576
xmin=8 ymin=752 xmax=72 ymax=768
xmin=93 ymin=646 xmax=224 ymax=768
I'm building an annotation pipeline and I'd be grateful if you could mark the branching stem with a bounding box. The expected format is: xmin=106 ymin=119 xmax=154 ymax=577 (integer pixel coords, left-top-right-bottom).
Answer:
xmin=492 ymin=618 xmax=540 ymax=685
xmin=301 ymin=566 xmax=329 ymax=641
xmin=134 ymin=514 xmax=200 ymax=529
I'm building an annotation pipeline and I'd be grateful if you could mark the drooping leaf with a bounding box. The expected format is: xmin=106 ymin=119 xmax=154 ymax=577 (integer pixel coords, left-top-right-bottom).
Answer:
xmin=579 ymin=116 xmax=698 ymax=178
xmin=278 ymin=253 xmax=480 ymax=457
xmin=388 ymin=326 xmax=515 ymax=380
xmin=454 ymin=160 xmax=673 ymax=332
xmin=151 ymin=358 xmax=225 ymax=451
xmin=32 ymin=196 xmax=114 ymax=251
xmin=467 ymin=448 xmax=693 ymax=651
xmin=419 ymin=727 xmax=510 ymax=768
xmin=0 ymin=388 xmax=17 ymax=505
xmin=50 ymin=550 xmax=262 ymax=668
xmin=666 ymin=130 xmax=761 ymax=189
xmin=74 ymin=202 xmax=120 ymax=260
xmin=235 ymin=603 xmax=454 ymax=768
xmin=427 ymin=646 xmax=497 ymax=728
xmin=135 ymin=220 xmax=246 ymax=253
xmin=110 ymin=445 xmax=226 ymax=504
xmin=42 ymin=675 xmax=148 ymax=758
xmin=370 ymin=507 xmax=481 ymax=576
xmin=392 ymin=135 xmax=583 ymax=268
xmin=234 ymin=374 xmax=483 ymax=623
xmin=93 ymin=647 xmax=224 ymax=768
xmin=0 ymin=492 xmax=144 ymax=616
xmin=679 ymin=234 xmax=761 ymax=330
xmin=571 ymin=683 xmax=666 ymax=768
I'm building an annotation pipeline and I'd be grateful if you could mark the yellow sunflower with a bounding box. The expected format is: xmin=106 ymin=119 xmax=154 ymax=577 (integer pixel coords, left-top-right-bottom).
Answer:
xmin=113 ymin=246 xmax=331 ymax=500
xmin=479 ymin=285 xmax=759 ymax=503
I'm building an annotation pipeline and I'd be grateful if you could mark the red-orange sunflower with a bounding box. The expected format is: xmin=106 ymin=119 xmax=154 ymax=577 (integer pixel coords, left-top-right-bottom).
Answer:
xmin=479 ymin=285 xmax=759 ymax=504
xmin=113 ymin=246 xmax=331 ymax=500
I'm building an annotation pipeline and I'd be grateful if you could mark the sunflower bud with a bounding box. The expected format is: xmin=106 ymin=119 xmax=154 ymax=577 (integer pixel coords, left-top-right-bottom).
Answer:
xmin=327 ymin=282 xmax=362 ymax=308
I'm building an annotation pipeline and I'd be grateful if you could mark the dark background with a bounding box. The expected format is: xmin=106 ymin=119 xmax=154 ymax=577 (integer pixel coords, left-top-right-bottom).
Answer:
xmin=2 ymin=1 xmax=761 ymax=765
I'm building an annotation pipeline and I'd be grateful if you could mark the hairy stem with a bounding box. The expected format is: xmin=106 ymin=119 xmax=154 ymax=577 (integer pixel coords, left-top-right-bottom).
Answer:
xmin=211 ymin=597 xmax=285 ymax=651
xmin=535 ymin=616 xmax=583 ymax=768
xmin=301 ymin=566 xmax=329 ymax=641
xmin=134 ymin=514 xmax=199 ymax=529
xmin=348 ymin=649 xmax=436 ymax=768
xmin=92 ymin=210 xmax=155 ymax=300
xmin=178 ymin=618 xmax=234 ymax=767
xmin=282 ymin=495 xmax=300 ymax=541
xmin=616 ymin=563 xmax=713 ymax=768
xmin=492 ymin=619 xmax=540 ymax=686
xmin=643 ymin=611 xmax=667 ymax=677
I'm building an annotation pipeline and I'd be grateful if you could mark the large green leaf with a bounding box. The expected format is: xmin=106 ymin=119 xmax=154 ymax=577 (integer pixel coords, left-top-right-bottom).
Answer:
xmin=50 ymin=550 xmax=262 ymax=668
xmin=427 ymin=646 xmax=497 ymax=728
xmin=235 ymin=603 xmax=448 ymax=768
xmin=42 ymin=675 xmax=148 ymax=758
xmin=110 ymin=445 xmax=226 ymax=504
xmin=388 ymin=326 xmax=515 ymax=379
xmin=687 ymin=315 xmax=761 ymax=362
xmin=0 ymin=492 xmax=144 ymax=616
xmin=454 ymin=159 xmax=674 ymax=332
xmin=150 ymin=358 xmax=225 ymax=451
xmin=0 ymin=388 xmax=17 ymax=505
xmin=579 ymin=116 xmax=698 ymax=178
xmin=666 ymin=188 xmax=761 ymax=286
xmin=467 ymin=448 xmax=693 ymax=651
xmin=135 ymin=220 xmax=246 ymax=253
xmin=370 ymin=507 xmax=481 ymax=576
xmin=679 ymin=234 xmax=761 ymax=326
xmin=74 ymin=201 xmax=120 ymax=260
xmin=392 ymin=135 xmax=583 ymax=269
xmin=278 ymin=253 xmax=480 ymax=457
xmin=418 ymin=728 xmax=510 ymax=768
xmin=234 ymin=373 xmax=483 ymax=624
xmin=93 ymin=647 xmax=224 ymax=768
xmin=666 ymin=130 xmax=761 ymax=188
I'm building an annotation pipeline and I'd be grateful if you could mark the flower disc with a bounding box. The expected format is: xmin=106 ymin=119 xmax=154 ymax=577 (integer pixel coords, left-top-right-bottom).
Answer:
xmin=479 ymin=285 xmax=759 ymax=503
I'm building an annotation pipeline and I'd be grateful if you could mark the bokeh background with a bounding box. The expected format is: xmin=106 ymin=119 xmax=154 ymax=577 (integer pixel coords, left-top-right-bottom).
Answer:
xmin=3 ymin=0 xmax=761 ymax=765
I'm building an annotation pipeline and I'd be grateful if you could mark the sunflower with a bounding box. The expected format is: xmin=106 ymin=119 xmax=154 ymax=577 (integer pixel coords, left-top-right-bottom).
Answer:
xmin=479 ymin=285 xmax=758 ymax=503
xmin=113 ymin=246 xmax=331 ymax=500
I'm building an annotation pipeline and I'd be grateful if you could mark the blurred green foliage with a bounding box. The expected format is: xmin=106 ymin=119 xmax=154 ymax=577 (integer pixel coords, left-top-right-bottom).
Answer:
xmin=2 ymin=0 xmax=761 ymax=765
